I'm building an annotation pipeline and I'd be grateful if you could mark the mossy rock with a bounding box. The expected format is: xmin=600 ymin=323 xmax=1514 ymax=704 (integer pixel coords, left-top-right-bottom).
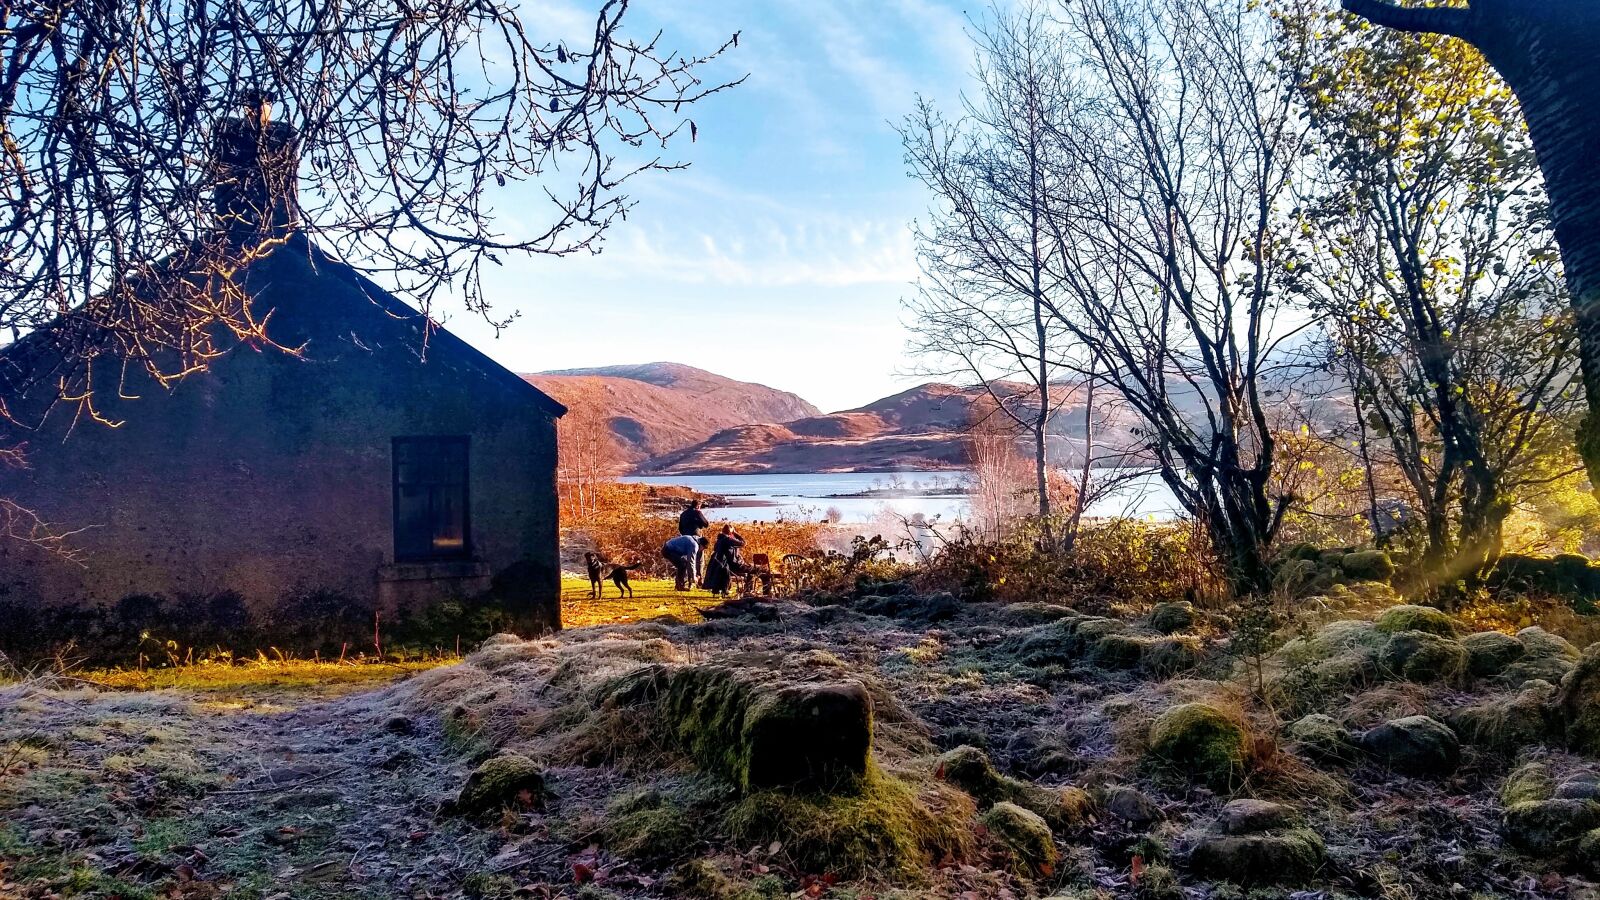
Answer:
xmin=1005 ymin=616 xmax=1098 ymax=666
xmin=616 ymin=663 xmax=872 ymax=793
xmin=1141 ymin=636 xmax=1204 ymax=677
xmin=1275 ymin=620 xmax=1387 ymax=667
xmin=1278 ymin=543 xmax=1324 ymax=562
xmin=1089 ymin=633 xmax=1150 ymax=670
xmin=980 ymin=801 xmax=1058 ymax=878
xmin=1557 ymin=774 xmax=1600 ymax=800
xmin=1148 ymin=702 xmax=1249 ymax=791
xmin=1187 ymin=829 xmax=1325 ymax=886
xmin=1463 ymin=631 xmax=1526 ymax=678
xmin=602 ymin=791 xmax=701 ymax=863
xmin=1219 ymin=798 xmax=1296 ymax=835
xmin=936 ymin=745 xmax=1008 ymax=801
xmin=1148 ymin=602 xmax=1197 ymax=635
xmin=1285 ymin=714 xmax=1357 ymax=764
xmin=934 ymin=745 xmax=1093 ymax=829
xmin=455 ymin=754 xmax=546 ymax=815
xmin=1359 ymin=716 xmax=1460 ymax=778
xmin=1555 ymin=642 xmax=1600 ymax=754
xmin=1447 ymin=682 xmax=1558 ymax=752
xmin=1101 ymin=784 xmax=1164 ymax=825
xmin=1580 ymin=829 xmax=1600 ymax=876
xmin=1498 ymin=627 xmax=1582 ymax=690
xmin=664 ymin=859 xmax=762 ymax=900
xmin=1339 ymin=550 xmax=1395 ymax=582
xmin=1503 ymin=799 xmax=1600 ymax=857
xmin=1520 ymin=627 xmax=1580 ymax=660
xmin=1272 ymin=558 xmax=1321 ymax=595
xmin=1374 ymin=605 xmax=1457 ymax=637
xmin=995 ymin=602 xmax=1081 ymax=626
xmin=722 ymin=765 xmax=973 ymax=879
xmin=1379 ymin=630 xmax=1467 ymax=683
xmin=1502 ymin=763 xmax=1557 ymax=806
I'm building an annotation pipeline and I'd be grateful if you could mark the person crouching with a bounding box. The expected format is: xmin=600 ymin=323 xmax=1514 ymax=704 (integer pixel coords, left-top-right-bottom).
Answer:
xmin=662 ymin=534 xmax=706 ymax=591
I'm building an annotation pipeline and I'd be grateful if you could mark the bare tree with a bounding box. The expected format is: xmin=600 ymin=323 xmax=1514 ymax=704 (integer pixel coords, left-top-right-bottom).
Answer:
xmin=557 ymin=399 xmax=623 ymax=523
xmin=0 ymin=0 xmax=737 ymax=545
xmin=1040 ymin=0 xmax=1313 ymax=595
xmin=0 ymin=3 xmax=736 ymax=421
xmin=900 ymin=1 xmax=1084 ymax=542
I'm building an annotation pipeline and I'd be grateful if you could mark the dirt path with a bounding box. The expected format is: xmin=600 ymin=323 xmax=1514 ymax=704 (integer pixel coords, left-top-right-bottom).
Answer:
xmin=0 ymin=670 xmax=561 ymax=900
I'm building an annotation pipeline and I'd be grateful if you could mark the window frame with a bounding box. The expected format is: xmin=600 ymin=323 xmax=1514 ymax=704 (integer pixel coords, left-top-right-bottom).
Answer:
xmin=391 ymin=435 xmax=473 ymax=563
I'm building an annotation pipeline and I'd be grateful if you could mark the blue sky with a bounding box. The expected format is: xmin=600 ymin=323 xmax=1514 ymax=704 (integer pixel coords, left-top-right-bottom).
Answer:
xmin=439 ymin=0 xmax=978 ymax=413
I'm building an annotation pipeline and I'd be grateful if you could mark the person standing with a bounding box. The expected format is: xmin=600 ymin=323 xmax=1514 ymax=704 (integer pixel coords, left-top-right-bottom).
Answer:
xmin=678 ymin=499 xmax=710 ymax=583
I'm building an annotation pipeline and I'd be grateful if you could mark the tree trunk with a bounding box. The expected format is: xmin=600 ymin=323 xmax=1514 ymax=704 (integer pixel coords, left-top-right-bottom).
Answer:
xmin=1344 ymin=0 xmax=1600 ymax=496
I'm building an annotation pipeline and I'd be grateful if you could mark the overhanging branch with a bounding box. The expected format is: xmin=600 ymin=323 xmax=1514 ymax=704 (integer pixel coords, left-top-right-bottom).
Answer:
xmin=1341 ymin=0 xmax=1476 ymax=40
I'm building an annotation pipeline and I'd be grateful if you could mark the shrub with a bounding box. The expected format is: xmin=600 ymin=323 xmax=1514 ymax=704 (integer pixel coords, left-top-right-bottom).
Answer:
xmin=912 ymin=517 xmax=1224 ymax=607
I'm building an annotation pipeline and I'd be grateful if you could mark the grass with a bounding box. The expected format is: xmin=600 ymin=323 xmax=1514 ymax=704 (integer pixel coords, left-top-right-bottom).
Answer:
xmin=78 ymin=657 xmax=451 ymax=697
xmin=561 ymin=574 xmax=728 ymax=628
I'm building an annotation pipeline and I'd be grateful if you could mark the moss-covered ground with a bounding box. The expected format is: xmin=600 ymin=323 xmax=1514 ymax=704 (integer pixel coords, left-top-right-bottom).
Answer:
xmin=9 ymin=584 xmax=1600 ymax=899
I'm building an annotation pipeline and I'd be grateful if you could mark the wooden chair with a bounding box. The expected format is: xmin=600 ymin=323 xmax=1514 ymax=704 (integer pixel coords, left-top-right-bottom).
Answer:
xmin=746 ymin=553 xmax=775 ymax=597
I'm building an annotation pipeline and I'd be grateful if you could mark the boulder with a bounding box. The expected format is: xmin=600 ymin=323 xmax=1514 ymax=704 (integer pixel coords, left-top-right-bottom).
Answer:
xmin=1088 ymin=633 xmax=1150 ymax=670
xmin=1286 ymin=714 xmax=1357 ymax=764
xmin=1340 ymin=550 xmax=1395 ymax=582
xmin=1556 ymin=775 xmax=1600 ymax=801
xmin=455 ymin=754 xmax=546 ymax=814
xmin=1141 ymin=637 xmax=1204 ymax=677
xmin=936 ymin=745 xmax=1008 ymax=801
xmin=1374 ymin=605 xmax=1457 ymax=637
xmin=1504 ymin=627 xmax=1581 ymax=686
xmin=1007 ymin=616 xmax=1119 ymax=667
xmin=1219 ymin=799 xmax=1296 ymax=835
xmin=980 ymin=801 xmax=1058 ymax=878
xmin=1102 ymin=785 xmax=1165 ymax=826
xmin=1273 ymin=558 xmax=1322 ymax=595
xmin=1187 ymin=830 xmax=1325 ymax=886
xmin=994 ymin=602 xmax=1081 ymax=626
xmin=1503 ymin=798 xmax=1600 ymax=857
xmin=1502 ymin=763 xmax=1556 ymax=805
xmin=1462 ymin=631 xmax=1525 ymax=678
xmin=1379 ymin=630 xmax=1467 ymax=683
xmin=1582 ymin=829 xmax=1600 ymax=876
xmin=1148 ymin=602 xmax=1197 ymax=635
xmin=617 ymin=663 xmax=873 ymax=793
xmin=935 ymin=745 xmax=1093 ymax=828
xmin=856 ymin=591 xmax=961 ymax=623
xmin=1446 ymin=681 xmax=1558 ymax=752
xmin=1555 ymin=642 xmax=1600 ymax=754
xmin=1359 ymin=716 xmax=1460 ymax=778
xmin=1148 ymin=703 xmax=1250 ymax=790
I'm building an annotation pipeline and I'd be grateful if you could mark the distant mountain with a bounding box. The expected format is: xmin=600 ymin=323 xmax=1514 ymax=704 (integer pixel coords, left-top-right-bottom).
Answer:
xmin=636 ymin=374 xmax=1349 ymax=475
xmin=637 ymin=382 xmax=1098 ymax=475
xmin=524 ymin=362 xmax=820 ymax=466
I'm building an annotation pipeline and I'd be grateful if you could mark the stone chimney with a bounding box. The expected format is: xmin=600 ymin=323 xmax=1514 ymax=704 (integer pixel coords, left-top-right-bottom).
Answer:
xmin=212 ymin=91 xmax=299 ymax=242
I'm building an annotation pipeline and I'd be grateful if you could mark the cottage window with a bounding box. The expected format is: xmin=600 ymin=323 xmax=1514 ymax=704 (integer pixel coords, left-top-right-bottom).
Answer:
xmin=392 ymin=436 xmax=471 ymax=561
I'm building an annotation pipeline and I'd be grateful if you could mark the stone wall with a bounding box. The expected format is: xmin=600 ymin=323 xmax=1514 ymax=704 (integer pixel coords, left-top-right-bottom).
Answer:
xmin=0 ymin=237 xmax=563 ymax=630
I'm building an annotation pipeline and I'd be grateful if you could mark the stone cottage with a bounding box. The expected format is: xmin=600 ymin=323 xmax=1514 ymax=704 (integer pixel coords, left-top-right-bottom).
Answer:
xmin=0 ymin=105 xmax=566 ymax=633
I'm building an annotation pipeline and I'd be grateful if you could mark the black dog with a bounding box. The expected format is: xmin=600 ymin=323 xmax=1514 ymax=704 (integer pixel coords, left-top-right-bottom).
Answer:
xmin=583 ymin=552 xmax=606 ymax=598
xmin=584 ymin=552 xmax=642 ymax=599
xmin=608 ymin=563 xmax=641 ymax=598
